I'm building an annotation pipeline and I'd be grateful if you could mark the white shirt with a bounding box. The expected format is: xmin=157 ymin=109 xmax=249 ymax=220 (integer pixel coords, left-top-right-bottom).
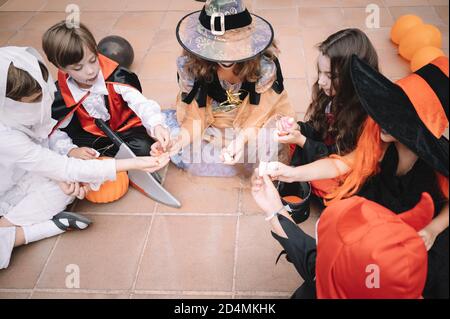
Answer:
xmin=63 ymin=70 xmax=164 ymax=135
xmin=0 ymin=122 xmax=116 ymax=197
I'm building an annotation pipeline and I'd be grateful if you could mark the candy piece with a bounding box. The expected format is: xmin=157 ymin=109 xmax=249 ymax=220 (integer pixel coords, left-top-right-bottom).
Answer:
xmin=276 ymin=117 xmax=296 ymax=137
xmin=223 ymin=152 xmax=233 ymax=163
xmin=259 ymin=161 xmax=268 ymax=176
xmin=281 ymin=117 xmax=295 ymax=130
xmin=93 ymin=150 xmax=101 ymax=158
xmin=267 ymin=162 xmax=280 ymax=174
xmin=260 ymin=161 xmax=279 ymax=176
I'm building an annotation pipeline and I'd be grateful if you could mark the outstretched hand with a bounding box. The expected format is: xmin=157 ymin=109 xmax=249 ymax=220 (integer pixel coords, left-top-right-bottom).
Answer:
xmin=251 ymin=169 xmax=284 ymax=218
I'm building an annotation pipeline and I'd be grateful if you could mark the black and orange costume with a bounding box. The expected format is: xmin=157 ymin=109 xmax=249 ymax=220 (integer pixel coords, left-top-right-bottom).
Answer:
xmin=273 ymin=56 xmax=449 ymax=299
xmin=51 ymin=54 xmax=156 ymax=157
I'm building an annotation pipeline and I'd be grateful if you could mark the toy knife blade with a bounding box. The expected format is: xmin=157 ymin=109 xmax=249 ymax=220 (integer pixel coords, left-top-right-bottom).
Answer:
xmin=95 ymin=119 xmax=181 ymax=208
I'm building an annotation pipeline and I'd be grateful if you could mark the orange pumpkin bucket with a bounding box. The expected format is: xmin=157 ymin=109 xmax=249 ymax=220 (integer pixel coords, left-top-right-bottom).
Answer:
xmin=85 ymin=157 xmax=130 ymax=204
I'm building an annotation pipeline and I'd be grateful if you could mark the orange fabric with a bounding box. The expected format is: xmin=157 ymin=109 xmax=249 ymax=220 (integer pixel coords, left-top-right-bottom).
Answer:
xmin=432 ymin=56 xmax=449 ymax=77
xmin=324 ymin=118 xmax=383 ymax=205
xmin=316 ymin=195 xmax=431 ymax=299
xmin=98 ymin=54 xmax=119 ymax=79
xmin=436 ymin=172 xmax=449 ymax=199
xmin=396 ymin=73 xmax=448 ymax=138
xmin=57 ymin=54 xmax=142 ymax=137
xmin=311 ymin=178 xmax=341 ymax=198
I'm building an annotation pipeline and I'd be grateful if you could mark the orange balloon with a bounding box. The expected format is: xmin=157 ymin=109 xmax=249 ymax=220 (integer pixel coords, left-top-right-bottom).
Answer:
xmin=391 ymin=15 xmax=423 ymax=45
xmin=399 ymin=24 xmax=442 ymax=61
xmin=85 ymin=157 xmax=129 ymax=204
xmin=410 ymin=46 xmax=446 ymax=72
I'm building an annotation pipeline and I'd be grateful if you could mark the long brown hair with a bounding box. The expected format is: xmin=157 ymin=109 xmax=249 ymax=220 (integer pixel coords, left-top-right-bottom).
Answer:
xmin=306 ymin=28 xmax=379 ymax=155
xmin=182 ymin=42 xmax=279 ymax=83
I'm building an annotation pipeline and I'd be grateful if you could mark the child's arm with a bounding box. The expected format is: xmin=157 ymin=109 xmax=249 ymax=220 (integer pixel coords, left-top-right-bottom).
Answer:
xmin=47 ymin=128 xmax=77 ymax=156
xmin=0 ymin=130 xmax=167 ymax=185
xmin=114 ymin=84 xmax=172 ymax=150
xmin=113 ymin=84 xmax=165 ymax=135
xmin=269 ymin=155 xmax=352 ymax=183
xmin=419 ymin=202 xmax=449 ymax=250
xmin=48 ymin=129 xmax=98 ymax=159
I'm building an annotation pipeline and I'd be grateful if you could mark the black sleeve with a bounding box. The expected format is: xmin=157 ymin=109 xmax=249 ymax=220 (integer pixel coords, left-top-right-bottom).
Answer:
xmin=271 ymin=215 xmax=317 ymax=284
xmin=109 ymin=67 xmax=142 ymax=93
xmin=51 ymin=81 xmax=71 ymax=121
xmin=290 ymin=121 xmax=338 ymax=165
xmin=302 ymin=138 xmax=338 ymax=163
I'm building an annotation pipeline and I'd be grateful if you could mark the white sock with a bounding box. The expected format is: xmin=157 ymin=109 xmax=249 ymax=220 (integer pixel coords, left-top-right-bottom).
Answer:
xmin=22 ymin=220 xmax=65 ymax=245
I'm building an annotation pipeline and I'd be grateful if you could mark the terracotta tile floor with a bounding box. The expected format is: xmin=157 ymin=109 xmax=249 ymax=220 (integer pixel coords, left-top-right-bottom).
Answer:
xmin=0 ymin=0 xmax=448 ymax=299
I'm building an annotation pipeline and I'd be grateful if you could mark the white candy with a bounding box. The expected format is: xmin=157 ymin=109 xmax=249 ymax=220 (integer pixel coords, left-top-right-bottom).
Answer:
xmin=93 ymin=150 xmax=101 ymax=158
xmin=259 ymin=161 xmax=279 ymax=176
xmin=267 ymin=162 xmax=280 ymax=173
xmin=259 ymin=162 xmax=268 ymax=176
xmin=223 ymin=152 xmax=233 ymax=163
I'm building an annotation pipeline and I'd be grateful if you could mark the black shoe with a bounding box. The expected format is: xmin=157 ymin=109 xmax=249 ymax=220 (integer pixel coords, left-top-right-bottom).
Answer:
xmin=52 ymin=212 xmax=92 ymax=231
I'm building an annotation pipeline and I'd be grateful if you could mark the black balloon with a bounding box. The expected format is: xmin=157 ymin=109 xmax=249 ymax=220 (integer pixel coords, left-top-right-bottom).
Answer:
xmin=98 ymin=35 xmax=134 ymax=69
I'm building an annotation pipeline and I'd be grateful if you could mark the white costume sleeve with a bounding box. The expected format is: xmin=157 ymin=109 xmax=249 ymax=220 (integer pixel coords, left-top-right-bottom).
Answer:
xmin=0 ymin=130 xmax=116 ymax=184
xmin=113 ymin=84 xmax=165 ymax=136
xmin=48 ymin=129 xmax=77 ymax=156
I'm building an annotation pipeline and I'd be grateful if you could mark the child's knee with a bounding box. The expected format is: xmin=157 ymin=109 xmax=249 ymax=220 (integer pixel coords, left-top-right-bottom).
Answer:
xmin=37 ymin=181 xmax=75 ymax=211
xmin=128 ymin=137 xmax=153 ymax=156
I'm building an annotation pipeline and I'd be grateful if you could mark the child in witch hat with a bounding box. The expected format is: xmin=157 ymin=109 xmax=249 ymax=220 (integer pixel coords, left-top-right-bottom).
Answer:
xmin=151 ymin=0 xmax=296 ymax=176
xmin=260 ymin=56 xmax=449 ymax=298
xmin=0 ymin=47 xmax=168 ymax=269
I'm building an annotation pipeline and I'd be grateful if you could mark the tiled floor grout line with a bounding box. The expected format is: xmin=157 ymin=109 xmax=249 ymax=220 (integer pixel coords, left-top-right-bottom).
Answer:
xmin=0 ymin=288 xmax=33 ymax=293
xmin=231 ymin=184 xmax=244 ymax=299
xmin=80 ymin=212 xmax=252 ymax=216
xmin=3 ymin=8 xmax=37 ymax=46
xmin=30 ymin=234 xmax=63 ymax=298
xmin=135 ymin=7 xmax=171 ymax=76
xmin=26 ymin=288 xmax=293 ymax=297
xmin=129 ymin=202 xmax=159 ymax=295
xmin=382 ymin=0 xmax=396 ymax=26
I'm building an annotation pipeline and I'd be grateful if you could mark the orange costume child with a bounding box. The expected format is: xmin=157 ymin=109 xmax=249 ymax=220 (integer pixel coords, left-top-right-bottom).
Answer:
xmin=272 ymin=194 xmax=433 ymax=299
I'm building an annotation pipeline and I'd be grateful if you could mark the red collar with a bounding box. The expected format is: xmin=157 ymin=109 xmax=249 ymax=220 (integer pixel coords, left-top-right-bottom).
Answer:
xmin=57 ymin=54 xmax=119 ymax=108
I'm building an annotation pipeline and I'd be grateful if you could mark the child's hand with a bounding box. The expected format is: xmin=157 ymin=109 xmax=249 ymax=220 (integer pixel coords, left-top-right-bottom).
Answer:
xmin=58 ymin=181 xmax=90 ymax=200
xmin=418 ymin=226 xmax=438 ymax=251
xmin=267 ymin=162 xmax=298 ymax=183
xmin=152 ymin=125 xmax=171 ymax=151
xmin=221 ymin=139 xmax=245 ymax=165
xmin=274 ymin=117 xmax=305 ymax=146
xmin=68 ymin=147 xmax=98 ymax=160
xmin=276 ymin=129 xmax=306 ymax=146
xmin=150 ymin=141 xmax=166 ymax=157
xmin=133 ymin=153 xmax=170 ymax=173
xmin=251 ymin=170 xmax=284 ymax=218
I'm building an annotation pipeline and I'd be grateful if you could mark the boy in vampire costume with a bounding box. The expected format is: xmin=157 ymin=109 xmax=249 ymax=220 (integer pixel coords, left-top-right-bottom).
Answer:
xmin=43 ymin=22 xmax=170 ymax=159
